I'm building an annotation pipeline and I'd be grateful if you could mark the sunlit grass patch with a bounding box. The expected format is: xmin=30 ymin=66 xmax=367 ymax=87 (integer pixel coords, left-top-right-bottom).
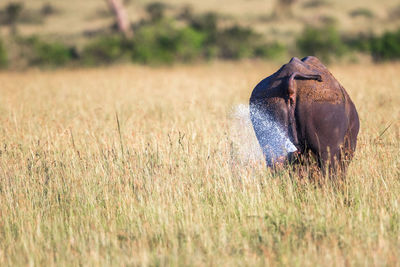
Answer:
xmin=0 ymin=62 xmax=399 ymax=265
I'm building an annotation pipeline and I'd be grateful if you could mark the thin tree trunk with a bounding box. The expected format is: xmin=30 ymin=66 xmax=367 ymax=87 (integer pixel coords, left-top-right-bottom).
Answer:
xmin=106 ymin=0 xmax=133 ymax=38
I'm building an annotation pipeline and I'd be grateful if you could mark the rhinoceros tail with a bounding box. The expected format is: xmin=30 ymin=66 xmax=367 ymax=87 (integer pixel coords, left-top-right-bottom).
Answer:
xmin=287 ymin=72 xmax=322 ymax=147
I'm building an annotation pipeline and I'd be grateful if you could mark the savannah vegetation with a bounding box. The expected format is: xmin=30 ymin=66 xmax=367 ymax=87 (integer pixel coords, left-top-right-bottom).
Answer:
xmin=1 ymin=0 xmax=400 ymax=68
xmin=0 ymin=61 xmax=399 ymax=265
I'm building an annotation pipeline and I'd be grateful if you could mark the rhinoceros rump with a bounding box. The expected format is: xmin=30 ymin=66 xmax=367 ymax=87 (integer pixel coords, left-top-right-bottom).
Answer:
xmin=249 ymin=56 xmax=360 ymax=174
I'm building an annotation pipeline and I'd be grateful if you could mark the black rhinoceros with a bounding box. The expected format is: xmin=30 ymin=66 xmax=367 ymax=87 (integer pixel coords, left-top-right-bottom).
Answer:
xmin=250 ymin=56 xmax=359 ymax=174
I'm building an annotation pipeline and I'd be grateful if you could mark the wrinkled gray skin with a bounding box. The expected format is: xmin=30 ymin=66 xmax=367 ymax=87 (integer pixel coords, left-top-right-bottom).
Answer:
xmin=250 ymin=56 xmax=360 ymax=174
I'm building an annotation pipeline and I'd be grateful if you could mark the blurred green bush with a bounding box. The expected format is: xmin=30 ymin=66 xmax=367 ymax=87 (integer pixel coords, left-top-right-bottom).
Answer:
xmin=132 ymin=20 xmax=205 ymax=64
xmin=81 ymin=19 xmax=206 ymax=65
xmin=346 ymin=28 xmax=400 ymax=62
xmin=296 ymin=24 xmax=347 ymax=62
xmin=25 ymin=37 xmax=77 ymax=67
xmin=217 ymin=25 xmax=261 ymax=59
xmin=82 ymin=36 xmax=132 ymax=65
xmin=0 ymin=39 xmax=7 ymax=68
xmin=254 ymin=42 xmax=287 ymax=59
xmin=370 ymin=29 xmax=400 ymax=61
xmin=185 ymin=12 xmax=285 ymax=60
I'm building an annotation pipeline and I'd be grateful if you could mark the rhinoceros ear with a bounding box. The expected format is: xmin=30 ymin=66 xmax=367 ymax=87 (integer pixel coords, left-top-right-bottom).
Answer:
xmin=287 ymin=72 xmax=322 ymax=102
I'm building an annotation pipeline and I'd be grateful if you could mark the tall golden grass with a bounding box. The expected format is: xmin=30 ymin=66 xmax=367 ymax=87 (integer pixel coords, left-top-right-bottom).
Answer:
xmin=0 ymin=61 xmax=399 ymax=265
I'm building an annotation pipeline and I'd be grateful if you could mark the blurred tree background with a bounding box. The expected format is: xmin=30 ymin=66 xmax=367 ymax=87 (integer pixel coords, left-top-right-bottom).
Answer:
xmin=0 ymin=0 xmax=399 ymax=69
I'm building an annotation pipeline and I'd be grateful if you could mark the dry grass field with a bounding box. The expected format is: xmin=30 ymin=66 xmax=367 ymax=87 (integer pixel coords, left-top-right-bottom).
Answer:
xmin=0 ymin=61 xmax=399 ymax=265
